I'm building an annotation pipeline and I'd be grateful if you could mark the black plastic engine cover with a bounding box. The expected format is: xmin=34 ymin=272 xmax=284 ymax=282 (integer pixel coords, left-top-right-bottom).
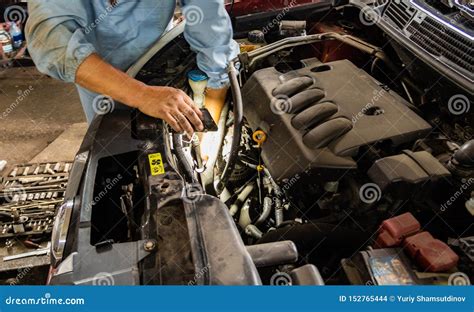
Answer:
xmin=50 ymin=112 xmax=261 ymax=285
xmin=242 ymin=59 xmax=432 ymax=180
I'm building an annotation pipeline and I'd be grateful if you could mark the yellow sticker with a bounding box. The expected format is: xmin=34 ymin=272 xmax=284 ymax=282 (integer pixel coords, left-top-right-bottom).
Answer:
xmin=148 ymin=153 xmax=165 ymax=176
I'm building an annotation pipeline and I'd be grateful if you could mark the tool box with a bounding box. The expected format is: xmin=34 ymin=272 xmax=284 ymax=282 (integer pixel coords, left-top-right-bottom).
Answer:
xmin=0 ymin=161 xmax=72 ymax=284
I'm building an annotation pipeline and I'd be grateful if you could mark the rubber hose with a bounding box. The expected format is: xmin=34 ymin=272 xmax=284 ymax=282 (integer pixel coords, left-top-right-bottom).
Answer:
xmin=218 ymin=62 xmax=243 ymax=193
xmin=172 ymin=134 xmax=195 ymax=183
xmin=245 ymin=224 xmax=263 ymax=239
xmin=275 ymin=198 xmax=284 ymax=227
xmin=230 ymin=182 xmax=255 ymax=217
xmin=256 ymin=197 xmax=273 ymax=225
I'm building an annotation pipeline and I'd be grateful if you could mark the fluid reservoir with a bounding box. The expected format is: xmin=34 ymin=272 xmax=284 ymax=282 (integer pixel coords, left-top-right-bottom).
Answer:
xmin=188 ymin=69 xmax=208 ymax=108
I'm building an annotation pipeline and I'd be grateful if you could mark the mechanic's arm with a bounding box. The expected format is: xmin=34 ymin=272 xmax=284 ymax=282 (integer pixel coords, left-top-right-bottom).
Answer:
xmin=25 ymin=0 xmax=202 ymax=134
xmin=75 ymin=54 xmax=203 ymax=134
xmin=182 ymin=0 xmax=239 ymax=122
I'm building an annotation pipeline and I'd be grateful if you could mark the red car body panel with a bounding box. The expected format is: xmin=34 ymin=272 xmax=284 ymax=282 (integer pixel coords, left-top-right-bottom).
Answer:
xmin=225 ymin=0 xmax=329 ymax=16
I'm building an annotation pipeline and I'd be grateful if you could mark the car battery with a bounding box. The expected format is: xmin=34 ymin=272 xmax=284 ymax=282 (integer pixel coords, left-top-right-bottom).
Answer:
xmin=376 ymin=213 xmax=420 ymax=248
xmin=404 ymin=232 xmax=459 ymax=272
xmin=341 ymin=248 xmax=419 ymax=285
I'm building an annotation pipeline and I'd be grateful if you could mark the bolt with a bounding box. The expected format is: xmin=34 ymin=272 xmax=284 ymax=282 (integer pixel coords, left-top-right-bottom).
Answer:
xmin=144 ymin=240 xmax=156 ymax=252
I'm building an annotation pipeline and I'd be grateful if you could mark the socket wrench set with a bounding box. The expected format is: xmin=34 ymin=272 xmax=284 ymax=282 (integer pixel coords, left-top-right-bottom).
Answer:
xmin=0 ymin=162 xmax=72 ymax=239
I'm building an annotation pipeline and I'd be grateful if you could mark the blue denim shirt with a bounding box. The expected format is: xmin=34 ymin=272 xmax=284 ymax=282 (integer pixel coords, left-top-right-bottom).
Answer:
xmin=26 ymin=0 xmax=239 ymax=121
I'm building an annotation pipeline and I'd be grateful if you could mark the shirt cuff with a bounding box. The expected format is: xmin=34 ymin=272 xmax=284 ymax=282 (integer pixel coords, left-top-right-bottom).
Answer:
xmin=64 ymin=30 xmax=97 ymax=83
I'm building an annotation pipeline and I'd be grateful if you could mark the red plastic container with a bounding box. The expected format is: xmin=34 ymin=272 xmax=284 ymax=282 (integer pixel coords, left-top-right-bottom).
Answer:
xmin=404 ymin=232 xmax=459 ymax=272
xmin=376 ymin=213 xmax=421 ymax=248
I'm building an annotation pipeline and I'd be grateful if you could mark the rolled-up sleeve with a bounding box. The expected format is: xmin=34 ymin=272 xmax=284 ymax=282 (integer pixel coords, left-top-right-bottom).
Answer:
xmin=25 ymin=0 xmax=96 ymax=83
xmin=182 ymin=0 xmax=239 ymax=89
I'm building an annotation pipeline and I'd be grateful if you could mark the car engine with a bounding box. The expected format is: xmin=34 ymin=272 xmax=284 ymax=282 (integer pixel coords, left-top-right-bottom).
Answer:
xmin=48 ymin=0 xmax=473 ymax=286
xmin=243 ymin=58 xmax=432 ymax=180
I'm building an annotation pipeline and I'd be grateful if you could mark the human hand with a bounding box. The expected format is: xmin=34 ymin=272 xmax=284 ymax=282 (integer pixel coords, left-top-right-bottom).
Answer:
xmin=138 ymin=86 xmax=204 ymax=135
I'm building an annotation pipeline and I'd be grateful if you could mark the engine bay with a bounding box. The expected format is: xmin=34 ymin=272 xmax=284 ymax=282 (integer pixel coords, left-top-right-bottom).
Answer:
xmin=48 ymin=1 xmax=473 ymax=286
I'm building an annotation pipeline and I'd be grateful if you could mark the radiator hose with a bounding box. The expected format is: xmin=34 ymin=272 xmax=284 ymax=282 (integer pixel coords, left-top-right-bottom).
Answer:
xmin=217 ymin=61 xmax=243 ymax=193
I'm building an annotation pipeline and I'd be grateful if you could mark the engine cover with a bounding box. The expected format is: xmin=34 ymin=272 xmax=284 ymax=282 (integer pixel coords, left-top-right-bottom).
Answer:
xmin=242 ymin=59 xmax=432 ymax=180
